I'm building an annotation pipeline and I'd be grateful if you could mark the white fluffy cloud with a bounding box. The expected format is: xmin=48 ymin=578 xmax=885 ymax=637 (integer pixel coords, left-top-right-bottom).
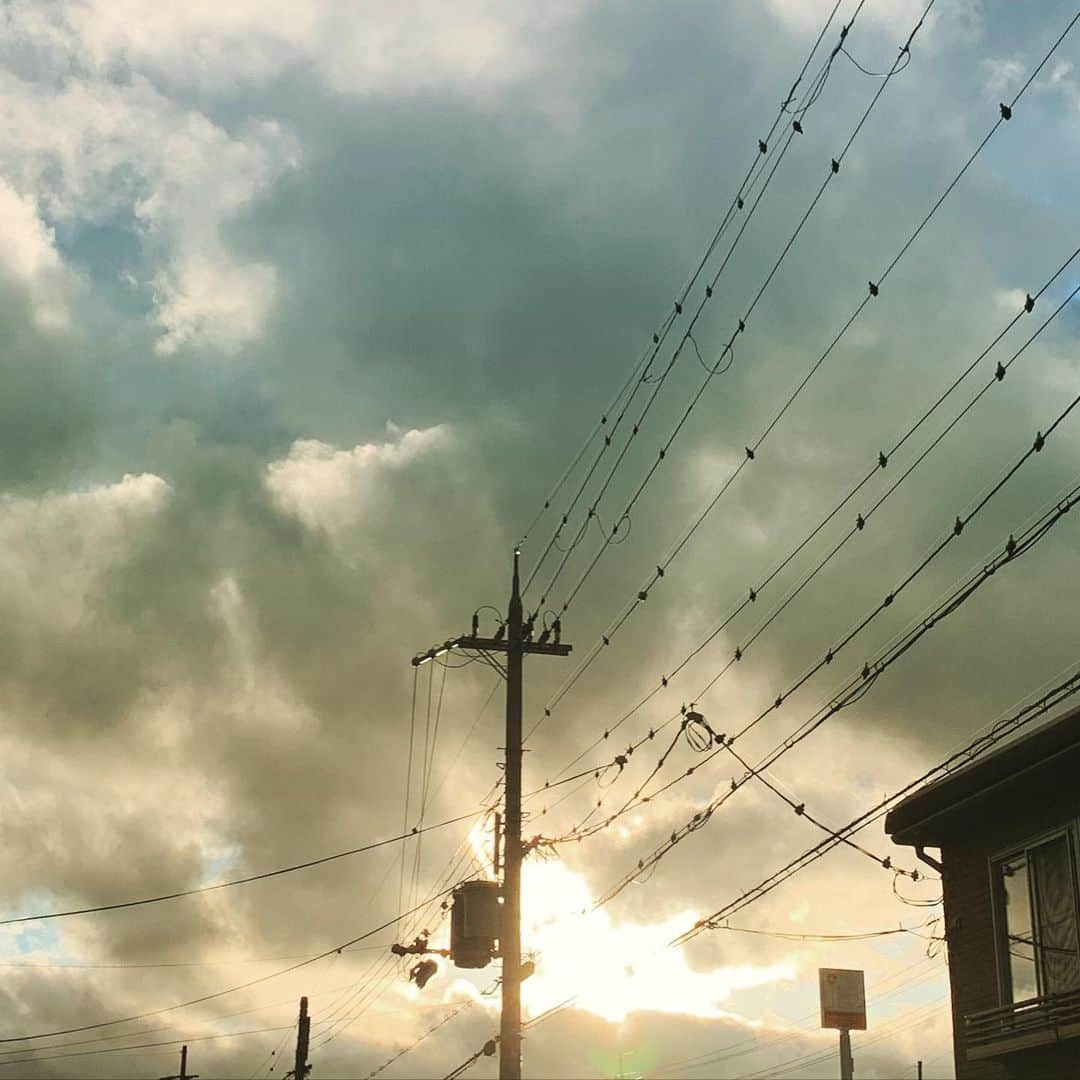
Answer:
xmin=0 ymin=472 xmax=169 ymax=630
xmin=265 ymin=424 xmax=452 ymax=537
xmin=0 ymin=9 xmax=297 ymax=353
xmin=0 ymin=177 xmax=72 ymax=331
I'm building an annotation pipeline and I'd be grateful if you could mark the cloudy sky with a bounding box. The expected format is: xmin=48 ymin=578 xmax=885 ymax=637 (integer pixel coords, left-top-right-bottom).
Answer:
xmin=0 ymin=0 xmax=1078 ymax=1077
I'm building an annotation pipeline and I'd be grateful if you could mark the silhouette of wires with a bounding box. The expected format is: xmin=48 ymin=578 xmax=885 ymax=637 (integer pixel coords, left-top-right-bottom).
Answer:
xmin=522 ymin=1 xmax=868 ymax=605
xmin=531 ymin=0 xmax=936 ymax=632
xmin=527 ymin=9 xmax=1079 ymax=744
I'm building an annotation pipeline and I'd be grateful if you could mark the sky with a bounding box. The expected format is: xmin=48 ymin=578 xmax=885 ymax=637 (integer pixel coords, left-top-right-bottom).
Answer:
xmin=0 ymin=0 xmax=1078 ymax=1077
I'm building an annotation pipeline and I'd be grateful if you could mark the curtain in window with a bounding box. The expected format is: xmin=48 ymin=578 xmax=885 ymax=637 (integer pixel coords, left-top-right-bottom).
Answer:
xmin=1032 ymin=835 xmax=1080 ymax=994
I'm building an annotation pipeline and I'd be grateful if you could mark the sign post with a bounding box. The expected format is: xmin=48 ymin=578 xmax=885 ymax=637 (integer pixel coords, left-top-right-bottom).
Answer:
xmin=819 ymin=968 xmax=866 ymax=1080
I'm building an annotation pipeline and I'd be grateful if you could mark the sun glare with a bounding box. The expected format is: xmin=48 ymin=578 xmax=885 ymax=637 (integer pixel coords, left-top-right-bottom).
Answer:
xmin=465 ymin=824 xmax=796 ymax=1025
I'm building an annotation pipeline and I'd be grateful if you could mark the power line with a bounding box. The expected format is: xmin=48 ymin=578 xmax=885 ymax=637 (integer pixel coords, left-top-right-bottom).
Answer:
xmin=0 ymin=1024 xmax=293 ymax=1071
xmin=0 ymin=885 xmax=460 ymax=1044
xmin=541 ymin=382 xmax=1080 ymax=849
xmin=519 ymin=0 xmax=850 ymax=580
xmin=668 ymin=662 xmax=1080 ymax=946
xmin=592 ymin=481 xmax=1080 ymax=908
xmin=532 ymin=259 xmax=1080 ymax=837
xmin=524 ymin=2 xmax=868 ymax=606
xmin=533 ymin=0 xmax=936 ymax=630
xmin=529 ymin=8 xmax=1079 ymax=742
xmin=0 ymin=806 xmax=484 ymax=929
xmin=365 ymin=1000 xmax=473 ymax=1079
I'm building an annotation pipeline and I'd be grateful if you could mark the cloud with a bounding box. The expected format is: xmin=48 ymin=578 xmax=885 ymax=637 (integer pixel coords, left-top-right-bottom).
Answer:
xmin=0 ymin=26 xmax=297 ymax=353
xmin=0 ymin=178 xmax=72 ymax=331
xmin=265 ymin=425 xmax=452 ymax=538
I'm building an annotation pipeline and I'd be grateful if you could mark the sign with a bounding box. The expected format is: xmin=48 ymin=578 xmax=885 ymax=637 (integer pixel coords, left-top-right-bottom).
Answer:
xmin=819 ymin=968 xmax=866 ymax=1030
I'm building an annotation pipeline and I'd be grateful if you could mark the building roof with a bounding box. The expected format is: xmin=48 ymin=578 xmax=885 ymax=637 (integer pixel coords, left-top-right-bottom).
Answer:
xmin=885 ymin=701 xmax=1080 ymax=847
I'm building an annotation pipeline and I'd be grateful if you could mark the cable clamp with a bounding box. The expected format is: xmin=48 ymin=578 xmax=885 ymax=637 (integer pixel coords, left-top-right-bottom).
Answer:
xmin=869 ymin=280 xmax=879 ymax=297
xmin=999 ymin=103 xmax=1012 ymax=121
xmin=1034 ymin=431 xmax=1045 ymax=452
xmin=856 ymin=513 xmax=865 ymax=530
xmin=745 ymin=446 xmax=755 ymax=460
xmin=735 ymin=646 xmax=742 ymax=661
xmin=831 ymin=158 xmax=840 ymax=174
xmin=737 ymin=196 xmax=745 ymax=210
xmin=953 ymin=516 xmax=963 ymax=536
xmin=995 ymin=361 xmax=1006 ymax=382
xmin=1024 ymin=293 xmax=1035 ymax=312
xmin=878 ymin=450 xmax=888 ymax=468
xmin=758 ymin=139 xmax=768 ymax=154
xmin=1006 ymin=534 xmax=1017 ymax=556
xmin=793 ymin=119 xmax=804 ymax=134
xmin=794 ymin=803 xmax=805 ymax=816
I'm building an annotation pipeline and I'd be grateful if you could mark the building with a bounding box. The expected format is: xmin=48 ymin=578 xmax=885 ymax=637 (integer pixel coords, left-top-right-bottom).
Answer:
xmin=885 ymin=704 xmax=1080 ymax=1079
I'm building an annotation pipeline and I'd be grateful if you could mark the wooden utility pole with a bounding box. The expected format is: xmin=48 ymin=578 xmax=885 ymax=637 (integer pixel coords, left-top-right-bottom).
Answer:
xmin=411 ymin=550 xmax=571 ymax=1079
xmin=292 ymin=996 xmax=311 ymax=1080
xmin=159 ymin=1044 xmax=197 ymax=1080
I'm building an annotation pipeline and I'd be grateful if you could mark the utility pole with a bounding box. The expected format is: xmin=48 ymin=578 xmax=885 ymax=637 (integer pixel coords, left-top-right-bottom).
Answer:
xmin=292 ymin=996 xmax=311 ymax=1080
xmin=917 ymin=1061 xmax=923 ymax=1080
xmin=412 ymin=550 xmax=571 ymax=1080
xmin=159 ymin=1045 xmax=197 ymax=1080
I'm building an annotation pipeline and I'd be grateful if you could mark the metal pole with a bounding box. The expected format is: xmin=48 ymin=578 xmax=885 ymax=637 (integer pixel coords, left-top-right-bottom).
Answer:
xmin=179 ymin=1045 xmax=188 ymax=1080
xmin=840 ymin=1029 xmax=853 ymax=1080
xmin=293 ymin=996 xmax=310 ymax=1080
xmin=499 ymin=552 xmax=524 ymax=1080
xmin=917 ymin=1061 xmax=923 ymax=1080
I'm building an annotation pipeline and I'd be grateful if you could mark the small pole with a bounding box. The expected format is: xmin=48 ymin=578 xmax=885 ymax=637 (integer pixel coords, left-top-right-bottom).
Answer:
xmin=293 ymin=996 xmax=311 ymax=1080
xmin=158 ymin=1044 xmax=197 ymax=1080
xmin=840 ymin=1029 xmax=853 ymax=1080
xmin=917 ymin=1061 xmax=923 ymax=1080
xmin=494 ymin=812 xmax=502 ymax=879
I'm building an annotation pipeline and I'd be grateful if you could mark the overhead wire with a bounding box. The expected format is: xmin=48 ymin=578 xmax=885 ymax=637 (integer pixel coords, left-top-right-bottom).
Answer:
xmin=591 ymin=481 xmax=1080 ymax=909
xmin=0 ymin=885 xmax=462 ymax=1044
xmin=529 ymin=10 xmax=1078 ymax=744
xmin=540 ymin=375 xmax=1080 ymax=847
xmin=521 ymin=0 xmax=860 ymax=602
xmin=529 ymin=245 xmax=1080 ymax=827
xmin=666 ymin=662 xmax=1080 ymax=946
xmin=534 ymin=0 xmax=933 ymax=632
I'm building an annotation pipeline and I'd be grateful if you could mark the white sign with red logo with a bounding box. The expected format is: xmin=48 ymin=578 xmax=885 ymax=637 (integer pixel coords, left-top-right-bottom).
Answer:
xmin=819 ymin=968 xmax=866 ymax=1030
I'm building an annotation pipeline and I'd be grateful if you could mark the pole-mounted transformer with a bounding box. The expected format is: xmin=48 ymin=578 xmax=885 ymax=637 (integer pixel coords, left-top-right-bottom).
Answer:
xmin=450 ymin=879 xmax=501 ymax=968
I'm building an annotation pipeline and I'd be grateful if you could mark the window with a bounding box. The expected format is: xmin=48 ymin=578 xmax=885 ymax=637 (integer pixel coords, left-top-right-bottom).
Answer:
xmin=993 ymin=830 xmax=1080 ymax=1003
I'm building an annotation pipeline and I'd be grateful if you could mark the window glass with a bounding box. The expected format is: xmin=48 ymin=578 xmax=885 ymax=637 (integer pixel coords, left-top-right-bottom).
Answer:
xmin=1031 ymin=835 xmax=1080 ymax=995
xmin=1001 ymin=854 xmax=1038 ymax=1002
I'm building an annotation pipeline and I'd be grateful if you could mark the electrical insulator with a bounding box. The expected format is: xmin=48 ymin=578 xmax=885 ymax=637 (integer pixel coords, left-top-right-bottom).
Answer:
xmin=450 ymin=880 xmax=501 ymax=969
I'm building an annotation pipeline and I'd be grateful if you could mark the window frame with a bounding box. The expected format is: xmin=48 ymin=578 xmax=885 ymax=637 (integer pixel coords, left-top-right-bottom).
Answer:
xmin=988 ymin=822 xmax=1080 ymax=1006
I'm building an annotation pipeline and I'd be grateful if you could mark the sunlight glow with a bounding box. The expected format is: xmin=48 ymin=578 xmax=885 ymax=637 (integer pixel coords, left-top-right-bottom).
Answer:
xmin=466 ymin=824 xmax=796 ymax=1024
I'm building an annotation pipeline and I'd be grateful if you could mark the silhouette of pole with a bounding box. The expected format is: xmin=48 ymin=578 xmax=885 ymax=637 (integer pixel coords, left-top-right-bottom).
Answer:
xmin=500 ymin=553 xmax=524 ymax=1080
xmin=293 ymin=996 xmax=310 ymax=1080
xmin=410 ymin=550 xmax=571 ymax=1079
xmin=159 ymin=1044 xmax=197 ymax=1080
